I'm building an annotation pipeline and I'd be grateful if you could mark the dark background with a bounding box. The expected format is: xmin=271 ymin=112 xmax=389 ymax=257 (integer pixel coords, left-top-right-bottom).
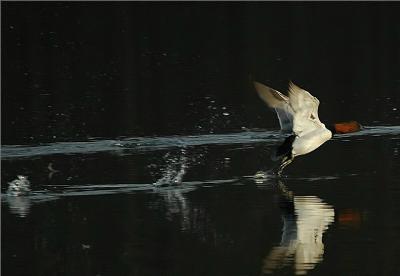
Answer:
xmin=2 ymin=3 xmax=400 ymax=276
xmin=3 ymin=2 xmax=399 ymax=145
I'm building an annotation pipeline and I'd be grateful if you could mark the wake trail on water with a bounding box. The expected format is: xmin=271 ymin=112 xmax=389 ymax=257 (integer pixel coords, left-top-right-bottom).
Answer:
xmin=2 ymin=126 xmax=400 ymax=160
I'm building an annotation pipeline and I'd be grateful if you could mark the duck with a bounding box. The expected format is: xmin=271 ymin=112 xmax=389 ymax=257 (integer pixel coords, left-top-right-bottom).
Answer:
xmin=253 ymin=81 xmax=361 ymax=175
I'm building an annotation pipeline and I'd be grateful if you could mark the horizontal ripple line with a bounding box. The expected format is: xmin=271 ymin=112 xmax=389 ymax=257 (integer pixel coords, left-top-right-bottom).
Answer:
xmin=2 ymin=126 xmax=400 ymax=160
xmin=1 ymin=130 xmax=282 ymax=160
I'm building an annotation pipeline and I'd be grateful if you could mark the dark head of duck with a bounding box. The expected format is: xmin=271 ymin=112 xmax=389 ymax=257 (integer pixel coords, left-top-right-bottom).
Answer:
xmin=327 ymin=121 xmax=362 ymax=134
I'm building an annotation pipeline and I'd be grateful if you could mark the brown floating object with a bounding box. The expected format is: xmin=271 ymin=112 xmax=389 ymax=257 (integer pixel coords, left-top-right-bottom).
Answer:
xmin=334 ymin=121 xmax=362 ymax=134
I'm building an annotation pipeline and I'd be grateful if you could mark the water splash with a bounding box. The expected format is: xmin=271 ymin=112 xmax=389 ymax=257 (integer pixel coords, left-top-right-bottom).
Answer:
xmin=4 ymin=175 xmax=32 ymax=217
xmin=153 ymin=148 xmax=189 ymax=186
xmin=252 ymin=169 xmax=282 ymax=186
xmin=7 ymin=175 xmax=31 ymax=196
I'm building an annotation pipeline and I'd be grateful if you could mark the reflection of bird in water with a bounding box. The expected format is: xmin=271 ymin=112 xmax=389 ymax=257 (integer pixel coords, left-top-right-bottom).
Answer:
xmin=262 ymin=181 xmax=335 ymax=275
xmin=160 ymin=189 xmax=191 ymax=231
xmin=254 ymin=81 xmax=361 ymax=175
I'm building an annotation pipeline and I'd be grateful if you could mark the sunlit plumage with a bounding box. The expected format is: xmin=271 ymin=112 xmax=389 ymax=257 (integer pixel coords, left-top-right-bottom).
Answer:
xmin=254 ymin=81 xmax=360 ymax=175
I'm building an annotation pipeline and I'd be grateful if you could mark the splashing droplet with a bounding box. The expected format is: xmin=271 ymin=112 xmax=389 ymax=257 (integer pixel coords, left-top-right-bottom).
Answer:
xmin=7 ymin=175 xmax=31 ymax=196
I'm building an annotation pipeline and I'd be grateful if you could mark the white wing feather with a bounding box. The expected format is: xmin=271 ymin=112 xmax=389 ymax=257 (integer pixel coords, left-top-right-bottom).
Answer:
xmin=254 ymin=80 xmax=332 ymax=157
xmin=253 ymin=81 xmax=294 ymax=131
xmin=254 ymin=81 xmax=327 ymax=137
xmin=288 ymin=82 xmax=325 ymax=137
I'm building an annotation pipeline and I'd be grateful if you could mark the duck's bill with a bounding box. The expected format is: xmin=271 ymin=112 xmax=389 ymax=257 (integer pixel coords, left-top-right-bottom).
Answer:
xmin=334 ymin=121 xmax=362 ymax=134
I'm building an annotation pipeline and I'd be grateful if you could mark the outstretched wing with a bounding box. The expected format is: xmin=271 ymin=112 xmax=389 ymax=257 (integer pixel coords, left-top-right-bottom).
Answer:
xmin=288 ymin=82 xmax=324 ymax=136
xmin=253 ymin=81 xmax=294 ymax=131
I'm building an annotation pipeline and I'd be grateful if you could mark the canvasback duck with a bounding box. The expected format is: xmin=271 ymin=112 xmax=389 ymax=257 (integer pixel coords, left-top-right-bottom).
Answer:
xmin=254 ymin=81 xmax=361 ymax=175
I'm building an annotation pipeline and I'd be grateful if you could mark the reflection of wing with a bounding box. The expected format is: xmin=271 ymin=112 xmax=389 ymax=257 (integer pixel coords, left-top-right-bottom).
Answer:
xmin=263 ymin=191 xmax=335 ymax=275
xmin=293 ymin=196 xmax=335 ymax=274
xmin=288 ymin=82 xmax=324 ymax=137
xmin=254 ymin=81 xmax=294 ymax=131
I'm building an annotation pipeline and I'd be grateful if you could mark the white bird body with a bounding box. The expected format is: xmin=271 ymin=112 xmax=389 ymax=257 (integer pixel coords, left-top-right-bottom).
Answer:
xmin=254 ymin=81 xmax=332 ymax=158
xmin=291 ymin=127 xmax=332 ymax=157
xmin=254 ymin=81 xmax=336 ymax=174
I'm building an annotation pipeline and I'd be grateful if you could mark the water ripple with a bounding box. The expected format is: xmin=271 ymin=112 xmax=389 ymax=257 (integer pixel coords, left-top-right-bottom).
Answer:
xmin=2 ymin=126 xmax=400 ymax=160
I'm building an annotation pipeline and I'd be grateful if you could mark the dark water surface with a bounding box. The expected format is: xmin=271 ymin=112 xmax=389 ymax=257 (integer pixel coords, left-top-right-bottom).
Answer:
xmin=2 ymin=2 xmax=400 ymax=276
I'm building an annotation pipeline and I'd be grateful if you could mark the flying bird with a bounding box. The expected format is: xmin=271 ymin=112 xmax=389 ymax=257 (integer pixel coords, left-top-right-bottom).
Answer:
xmin=254 ymin=81 xmax=361 ymax=175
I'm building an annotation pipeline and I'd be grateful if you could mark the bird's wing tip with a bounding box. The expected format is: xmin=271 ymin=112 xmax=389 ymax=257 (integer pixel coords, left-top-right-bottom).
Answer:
xmin=288 ymin=81 xmax=304 ymax=94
